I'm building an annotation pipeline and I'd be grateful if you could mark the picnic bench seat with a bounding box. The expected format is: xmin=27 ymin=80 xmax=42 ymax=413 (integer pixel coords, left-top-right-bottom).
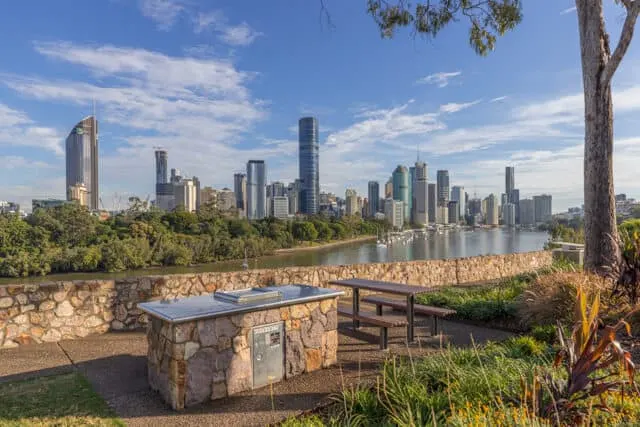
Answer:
xmin=361 ymin=295 xmax=456 ymax=335
xmin=337 ymin=306 xmax=407 ymax=350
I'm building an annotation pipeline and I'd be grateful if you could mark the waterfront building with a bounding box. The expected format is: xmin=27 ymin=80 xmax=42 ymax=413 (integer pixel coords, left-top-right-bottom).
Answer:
xmin=233 ymin=173 xmax=247 ymax=217
xmin=427 ymin=183 xmax=436 ymax=223
xmin=299 ymin=117 xmax=319 ymax=215
xmin=384 ymin=178 xmax=393 ymax=199
xmin=485 ymin=194 xmax=499 ymax=226
xmin=468 ymin=198 xmax=482 ymax=217
xmin=436 ymin=170 xmax=449 ymax=206
xmin=287 ymin=180 xmax=301 ymax=215
xmin=384 ymin=198 xmax=404 ymax=229
xmin=247 ymin=160 xmax=266 ymax=220
xmin=174 ymin=179 xmax=197 ymax=212
xmin=367 ymin=181 xmax=380 ymax=217
xmin=67 ymin=184 xmax=89 ymax=207
xmin=345 ymin=189 xmax=358 ymax=216
xmin=66 ymin=116 xmax=98 ymax=210
xmin=448 ymin=201 xmax=459 ymax=224
xmin=154 ymin=150 xmax=174 ymax=211
xmin=271 ymin=196 xmax=290 ymax=219
xmin=409 ymin=166 xmax=415 ymax=222
xmin=392 ymin=165 xmax=410 ymax=222
xmin=506 ymin=166 xmax=515 ymax=202
xmin=436 ymin=205 xmax=449 ymax=225
xmin=533 ymin=194 xmax=553 ymax=224
xmin=519 ymin=199 xmax=535 ymax=225
xmin=510 ymin=189 xmax=520 ymax=224
xmin=217 ymin=188 xmax=236 ymax=212
xmin=504 ymin=203 xmax=516 ymax=226
xmin=192 ymin=176 xmax=201 ymax=211
xmin=413 ymin=162 xmax=428 ymax=226
xmin=451 ymin=186 xmax=465 ymax=219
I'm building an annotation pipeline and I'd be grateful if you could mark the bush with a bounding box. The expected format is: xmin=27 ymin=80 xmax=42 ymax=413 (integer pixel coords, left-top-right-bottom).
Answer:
xmin=100 ymin=238 xmax=150 ymax=272
xmin=530 ymin=325 xmax=557 ymax=345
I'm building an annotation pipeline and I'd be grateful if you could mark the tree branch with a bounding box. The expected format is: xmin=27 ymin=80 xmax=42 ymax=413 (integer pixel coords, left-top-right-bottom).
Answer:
xmin=600 ymin=1 xmax=640 ymax=86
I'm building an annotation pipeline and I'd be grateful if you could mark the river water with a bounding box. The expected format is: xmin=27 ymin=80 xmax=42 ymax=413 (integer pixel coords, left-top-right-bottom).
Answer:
xmin=0 ymin=228 xmax=549 ymax=284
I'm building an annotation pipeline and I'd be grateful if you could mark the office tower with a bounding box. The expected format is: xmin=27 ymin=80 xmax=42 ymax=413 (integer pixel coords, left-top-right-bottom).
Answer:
xmin=436 ymin=170 xmax=449 ymax=206
xmin=217 ymin=188 xmax=236 ymax=212
xmin=428 ymin=183 xmax=436 ymax=223
xmin=392 ymin=165 xmax=410 ymax=221
xmin=409 ymin=166 xmax=415 ymax=222
xmin=519 ymin=199 xmax=535 ymax=225
xmin=170 ymin=168 xmax=181 ymax=183
xmin=501 ymin=193 xmax=508 ymax=209
xmin=67 ymin=184 xmax=89 ymax=207
xmin=367 ymin=181 xmax=380 ymax=217
xmin=345 ymin=189 xmax=358 ymax=216
xmin=155 ymin=150 xmax=168 ymax=184
xmin=66 ymin=116 xmax=98 ymax=210
xmin=413 ymin=162 xmax=428 ymax=225
xmin=465 ymin=192 xmax=469 ymax=213
xmin=384 ymin=198 xmax=404 ymax=229
xmin=298 ymin=117 xmax=319 ymax=215
xmin=506 ymin=166 xmax=515 ymax=202
xmin=287 ymin=180 xmax=301 ymax=215
xmin=485 ymin=194 xmax=499 ymax=226
xmin=247 ymin=160 xmax=266 ymax=220
xmin=451 ymin=186 xmax=465 ymax=220
xmin=271 ymin=196 xmax=289 ymax=219
xmin=154 ymin=150 xmax=173 ymax=211
xmin=448 ymin=201 xmax=459 ymax=224
xmin=174 ymin=179 xmax=197 ymax=212
xmin=200 ymin=186 xmax=216 ymax=205
xmin=468 ymin=198 xmax=482 ymax=216
xmin=192 ymin=176 xmax=201 ymax=211
xmin=436 ymin=205 xmax=449 ymax=224
xmin=269 ymin=181 xmax=286 ymax=198
xmin=233 ymin=173 xmax=247 ymax=217
xmin=510 ymin=189 xmax=520 ymax=224
xmin=384 ymin=178 xmax=393 ymax=199
xmin=504 ymin=203 xmax=516 ymax=226
xmin=533 ymin=194 xmax=553 ymax=224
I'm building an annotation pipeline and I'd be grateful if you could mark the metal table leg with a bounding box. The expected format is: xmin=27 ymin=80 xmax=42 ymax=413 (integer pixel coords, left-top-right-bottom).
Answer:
xmin=353 ymin=288 xmax=360 ymax=329
xmin=406 ymin=294 xmax=415 ymax=343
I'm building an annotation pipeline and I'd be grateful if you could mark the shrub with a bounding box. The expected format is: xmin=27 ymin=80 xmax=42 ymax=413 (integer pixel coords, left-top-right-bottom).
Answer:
xmin=530 ymin=325 xmax=557 ymax=345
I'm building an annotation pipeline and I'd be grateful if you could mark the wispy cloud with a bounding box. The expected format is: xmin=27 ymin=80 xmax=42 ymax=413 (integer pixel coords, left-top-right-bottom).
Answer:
xmin=0 ymin=103 xmax=63 ymax=155
xmin=439 ymin=100 xmax=481 ymax=114
xmin=138 ymin=0 xmax=184 ymax=30
xmin=560 ymin=6 xmax=577 ymax=15
xmin=490 ymin=96 xmax=508 ymax=103
xmin=416 ymin=71 xmax=462 ymax=88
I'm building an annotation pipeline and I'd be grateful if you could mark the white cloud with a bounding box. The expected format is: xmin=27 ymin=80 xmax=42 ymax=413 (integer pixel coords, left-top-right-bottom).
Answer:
xmin=0 ymin=103 xmax=63 ymax=155
xmin=138 ymin=0 xmax=184 ymax=30
xmin=439 ymin=100 xmax=481 ymax=114
xmin=219 ymin=22 xmax=263 ymax=46
xmin=416 ymin=71 xmax=462 ymax=88
xmin=560 ymin=6 xmax=577 ymax=15
xmin=490 ymin=96 xmax=508 ymax=103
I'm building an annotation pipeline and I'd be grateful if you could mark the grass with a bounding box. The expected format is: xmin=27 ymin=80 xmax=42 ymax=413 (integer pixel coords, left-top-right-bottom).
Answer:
xmin=0 ymin=373 xmax=124 ymax=427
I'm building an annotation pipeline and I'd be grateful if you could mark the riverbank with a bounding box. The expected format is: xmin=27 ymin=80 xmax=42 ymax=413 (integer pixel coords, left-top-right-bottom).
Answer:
xmin=274 ymin=235 xmax=376 ymax=254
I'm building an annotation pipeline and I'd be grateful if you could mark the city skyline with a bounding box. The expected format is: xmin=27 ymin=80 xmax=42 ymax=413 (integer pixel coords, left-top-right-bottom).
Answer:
xmin=1 ymin=1 xmax=640 ymax=212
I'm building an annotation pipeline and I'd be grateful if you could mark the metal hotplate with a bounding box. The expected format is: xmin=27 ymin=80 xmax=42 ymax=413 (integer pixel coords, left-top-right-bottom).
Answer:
xmin=138 ymin=284 xmax=344 ymax=324
xmin=215 ymin=288 xmax=282 ymax=304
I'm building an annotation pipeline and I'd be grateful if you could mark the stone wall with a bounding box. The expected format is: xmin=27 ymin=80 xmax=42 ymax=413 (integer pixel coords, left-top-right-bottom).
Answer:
xmin=147 ymin=297 xmax=339 ymax=410
xmin=0 ymin=250 xmax=552 ymax=348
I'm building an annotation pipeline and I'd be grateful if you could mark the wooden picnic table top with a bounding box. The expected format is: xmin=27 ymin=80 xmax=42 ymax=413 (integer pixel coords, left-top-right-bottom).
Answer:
xmin=328 ymin=278 xmax=436 ymax=296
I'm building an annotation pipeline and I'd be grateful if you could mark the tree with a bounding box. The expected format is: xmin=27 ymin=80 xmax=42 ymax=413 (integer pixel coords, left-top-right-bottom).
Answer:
xmin=364 ymin=0 xmax=639 ymax=272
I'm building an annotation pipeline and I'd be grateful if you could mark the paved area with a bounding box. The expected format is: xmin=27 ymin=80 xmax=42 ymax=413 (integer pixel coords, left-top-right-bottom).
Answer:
xmin=0 ymin=309 xmax=512 ymax=427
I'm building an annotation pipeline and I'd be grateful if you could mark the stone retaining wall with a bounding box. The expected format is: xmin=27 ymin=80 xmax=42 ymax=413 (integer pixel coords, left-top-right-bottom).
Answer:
xmin=0 ymin=250 xmax=552 ymax=348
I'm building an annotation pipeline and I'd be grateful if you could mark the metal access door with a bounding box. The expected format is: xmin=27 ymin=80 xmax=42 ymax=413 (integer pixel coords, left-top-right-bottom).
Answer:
xmin=251 ymin=321 xmax=284 ymax=388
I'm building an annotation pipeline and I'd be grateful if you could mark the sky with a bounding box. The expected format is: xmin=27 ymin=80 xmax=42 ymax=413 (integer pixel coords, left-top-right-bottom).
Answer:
xmin=0 ymin=0 xmax=639 ymax=213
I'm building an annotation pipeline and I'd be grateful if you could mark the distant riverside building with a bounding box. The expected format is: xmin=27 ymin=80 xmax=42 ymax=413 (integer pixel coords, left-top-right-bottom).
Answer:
xmin=519 ymin=199 xmax=535 ymax=225
xmin=345 ymin=189 xmax=358 ymax=216
xmin=409 ymin=166 xmax=415 ymax=222
xmin=233 ymin=173 xmax=247 ymax=217
xmin=154 ymin=150 xmax=173 ymax=211
xmin=510 ymin=189 xmax=520 ymax=224
xmin=414 ymin=162 xmax=428 ymax=225
xmin=271 ymin=196 xmax=290 ymax=219
xmin=384 ymin=179 xmax=393 ymax=199
xmin=427 ymin=183 xmax=436 ymax=223
xmin=384 ymin=198 xmax=404 ymax=229
xmin=436 ymin=170 xmax=449 ymax=206
xmin=66 ymin=116 xmax=98 ymax=210
xmin=174 ymin=179 xmax=197 ymax=212
xmin=505 ymin=166 xmax=515 ymax=202
xmin=67 ymin=184 xmax=89 ymax=207
xmin=451 ymin=186 xmax=465 ymax=219
xmin=0 ymin=201 xmax=20 ymax=215
xmin=448 ymin=201 xmax=459 ymax=224
xmin=436 ymin=205 xmax=449 ymax=225
xmin=392 ymin=165 xmax=410 ymax=222
xmin=192 ymin=176 xmax=201 ymax=211
xmin=287 ymin=180 xmax=301 ymax=215
xmin=367 ymin=181 xmax=380 ymax=217
xmin=32 ymin=199 xmax=70 ymax=211
xmin=217 ymin=188 xmax=236 ymax=212
xmin=247 ymin=160 xmax=266 ymax=220
xmin=200 ymin=186 xmax=216 ymax=206
xmin=485 ymin=194 xmax=499 ymax=226
xmin=298 ymin=117 xmax=319 ymax=215
xmin=468 ymin=198 xmax=482 ymax=217
xmin=533 ymin=194 xmax=553 ymax=224
xmin=504 ymin=203 xmax=516 ymax=226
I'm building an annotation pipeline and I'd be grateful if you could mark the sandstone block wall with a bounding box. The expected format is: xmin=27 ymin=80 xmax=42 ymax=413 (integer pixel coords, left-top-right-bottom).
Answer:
xmin=0 ymin=250 xmax=552 ymax=348
xmin=147 ymin=297 xmax=339 ymax=410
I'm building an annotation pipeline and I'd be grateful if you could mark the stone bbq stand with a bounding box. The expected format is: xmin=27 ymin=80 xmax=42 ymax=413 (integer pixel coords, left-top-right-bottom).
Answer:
xmin=138 ymin=284 xmax=343 ymax=410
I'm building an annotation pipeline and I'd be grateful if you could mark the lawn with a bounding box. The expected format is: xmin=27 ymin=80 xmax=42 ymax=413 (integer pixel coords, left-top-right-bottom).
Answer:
xmin=0 ymin=373 xmax=124 ymax=427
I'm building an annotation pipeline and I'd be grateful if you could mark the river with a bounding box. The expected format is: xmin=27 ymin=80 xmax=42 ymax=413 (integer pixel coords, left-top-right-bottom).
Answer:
xmin=0 ymin=228 xmax=549 ymax=284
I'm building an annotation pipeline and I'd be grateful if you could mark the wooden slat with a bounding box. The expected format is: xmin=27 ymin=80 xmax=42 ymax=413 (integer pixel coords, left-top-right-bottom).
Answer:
xmin=362 ymin=295 xmax=457 ymax=317
xmin=337 ymin=307 xmax=408 ymax=327
xmin=329 ymin=278 xmax=436 ymax=296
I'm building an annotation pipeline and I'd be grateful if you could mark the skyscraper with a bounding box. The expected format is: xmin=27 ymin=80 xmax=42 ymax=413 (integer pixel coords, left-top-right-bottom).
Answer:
xmin=392 ymin=165 xmax=409 ymax=221
xmin=436 ymin=170 xmax=449 ymax=207
xmin=298 ymin=117 xmax=319 ymax=215
xmin=409 ymin=166 xmax=415 ymax=222
xmin=233 ymin=173 xmax=247 ymax=217
xmin=448 ymin=201 xmax=459 ymax=224
xmin=247 ymin=160 xmax=266 ymax=220
xmin=66 ymin=116 xmax=98 ymax=210
xmin=427 ymin=183 xmax=436 ymax=223
xmin=384 ymin=178 xmax=393 ymax=199
xmin=154 ymin=150 xmax=173 ymax=211
xmin=414 ymin=162 xmax=428 ymax=225
xmin=174 ymin=179 xmax=197 ymax=212
xmin=345 ymin=189 xmax=358 ymax=216
xmin=367 ymin=181 xmax=380 ymax=217
xmin=533 ymin=194 xmax=553 ymax=224
xmin=503 ymin=203 xmax=516 ymax=226
xmin=451 ymin=186 xmax=465 ymax=219
xmin=519 ymin=199 xmax=535 ymax=225
xmin=510 ymin=189 xmax=520 ymax=224
xmin=506 ymin=166 xmax=515 ymax=202
xmin=192 ymin=176 xmax=201 ymax=211
xmin=485 ymin=194 xmax=499 ymax=226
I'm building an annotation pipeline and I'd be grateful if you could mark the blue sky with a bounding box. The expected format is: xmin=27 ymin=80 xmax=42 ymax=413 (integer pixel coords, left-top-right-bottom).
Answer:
xmin=0 ymin=0 xmax=639 ymax=212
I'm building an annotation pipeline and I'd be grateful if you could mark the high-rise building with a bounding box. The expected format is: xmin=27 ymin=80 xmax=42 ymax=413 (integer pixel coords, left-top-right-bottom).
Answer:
xmin=154 ymin=150 xmax=173 ymax=211
xmin=448 ymin=201 xmax=459 ymax=224
xmin=510 ymin=189 xmax=520 ymax=224
xmin=384 ymin=178 xmax=393 ymax=199
xmin=436 ymin=170 xmax=449 ymax=206
xmin=413 ymin=162 xmax=428 ymax=225
xmin=384 ymin=198 xmax=404 ymax=229
xmin=427 ymin=183 xmax=436 ymax=223
xmin=367 ymin=181 xmax=380 ymax=217
xmin=533 ymin=194 xmax=553 ymax=224
xmin=67 ymin=184 xmax=89 ymax=207
xmin=506 ymin=166 xmax=515 ymax=202
xmin=287 ymin=180 xmax=301 ymax=215
xmin=392 ymin=165 xmax=410 ymax=221
xmin=436 ymin=205 xmax=449 ymax=224
xmin=345 ymin=189 xmax=358 ymax=216
xmin=451 ymin=186 xmax=465 ymax=219
xmin=247 ymin=160 xmax=266 ymax=220
xmin=233 ymin=173 xmax=247 ymax=217
xmin=66 ymin=116 xmax=98 ymax=210
xmin=192 ymin=176 xmax=201 ymax=211
xmin=503 ymin=203 xmax=516 ymax=226
xmin=485 ymin=194 xmax=499 ymax=226
xmin=155 ymin=150 xmax=168 ymax=185
xmin=409 ymin=166 xmax=416 ymax=222
xmin=271 ymin=196 xmax=290 ymax=219
xmin=519 ymin=199 xmax=535 ymax=225
xmin=217 ymin=188 xmax=236 ymax=212
xmin=468 ymin=198 xmax=482 ymax=216
xmin=298 ymin=117 xmax=319 ymax=215
xmin=174 ymin=179 xmax=198 ymax=212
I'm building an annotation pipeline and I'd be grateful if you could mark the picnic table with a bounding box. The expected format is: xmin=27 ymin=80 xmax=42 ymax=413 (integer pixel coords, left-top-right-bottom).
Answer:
xmin=329 ymin=278 xmax=438 ymax=343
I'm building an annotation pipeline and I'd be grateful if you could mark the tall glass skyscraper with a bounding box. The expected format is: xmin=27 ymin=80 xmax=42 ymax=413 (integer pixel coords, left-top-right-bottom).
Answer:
xmin=154 ymin=150 xmax=174 ymax=211
xmin=505 ymin=166 xmax=515 ymax=202
xmin=414 ymin=162 xmax=428 ymax=225
xmin=367 ymin=181 xmax=380 ymax=217
xmin=392 ymin=165 xmax=409 ymax=221
xmin=247 ymin=160 xmax=266 ymax=220
xmin=436 ymin=170 xmax=450 ymax=207
xmin=298 ymin=117 xmax=319 ymax=215
xmin=66 ymin=116 xmax=98 ymax=210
